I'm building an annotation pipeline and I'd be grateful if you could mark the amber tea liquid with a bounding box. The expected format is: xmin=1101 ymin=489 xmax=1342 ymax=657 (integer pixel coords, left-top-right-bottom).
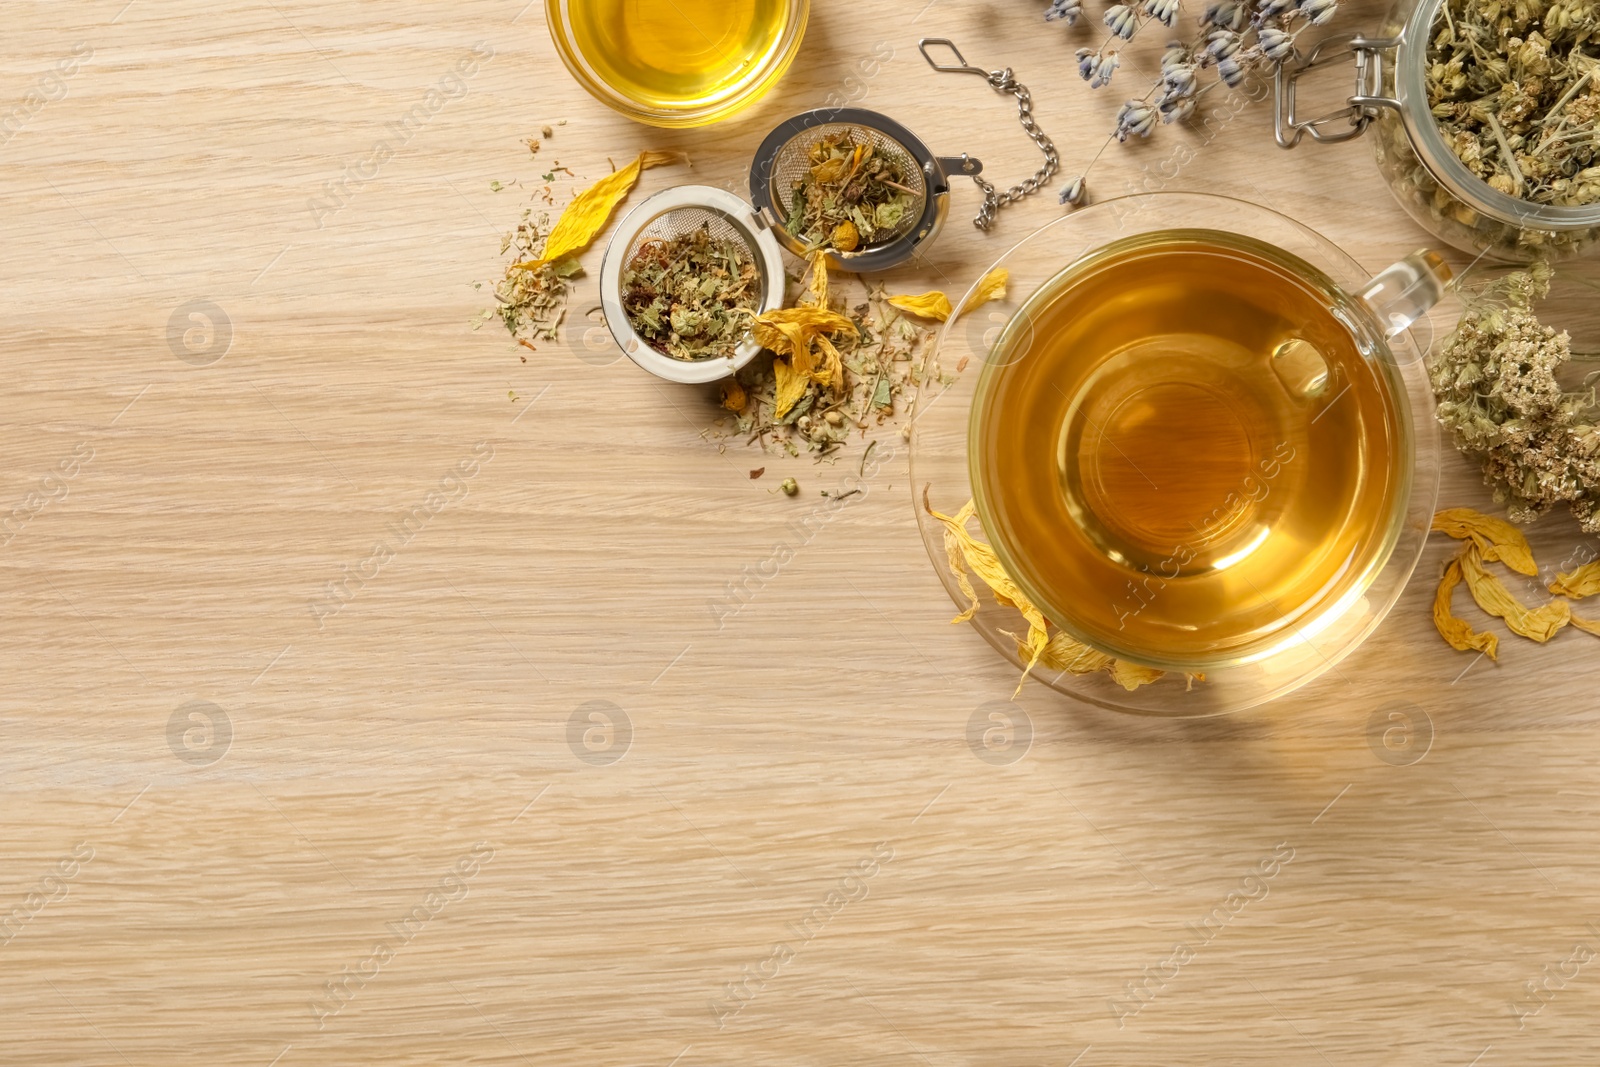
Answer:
xmin=566 ymin=0 xmax=791 ymax=112
xmin=972 ymin=231 xmax=1408 ymax=667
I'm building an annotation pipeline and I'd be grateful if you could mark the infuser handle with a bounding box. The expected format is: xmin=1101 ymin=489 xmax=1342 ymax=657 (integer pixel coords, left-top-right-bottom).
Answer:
xmin=1360 ymin=249 xmax=1452 ymax=338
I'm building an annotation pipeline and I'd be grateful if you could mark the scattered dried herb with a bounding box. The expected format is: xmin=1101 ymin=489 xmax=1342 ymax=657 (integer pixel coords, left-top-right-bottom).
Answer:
xmin=491 ymin=209 xmax=579 ymax=347
xmin=1427 ymin=0 xmax=1600 ymax=205
xmin=786 ymin=130 xmax=918 ymax=252
xmin=620 ymin=224 xmax=759 ymax=362
xmin=1431 ymin=264 xmax=1600 ymax=530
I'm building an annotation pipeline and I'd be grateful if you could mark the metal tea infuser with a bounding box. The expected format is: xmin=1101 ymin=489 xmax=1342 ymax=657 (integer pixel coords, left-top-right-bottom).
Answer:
xmin=745 ymin=38 xmax=1060 ymax=271
xmin=600 ymin=38 xmax=1061 ymax=379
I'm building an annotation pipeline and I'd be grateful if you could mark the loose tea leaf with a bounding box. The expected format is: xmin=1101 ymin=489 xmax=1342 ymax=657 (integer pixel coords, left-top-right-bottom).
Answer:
xmin=1431 ymin=507 xmax=1539 ymax=575
xmin=787 ymin=130 xmax=918 ymax=252
xmin=516 ymin=149 xmax=681 ymax=269
xmin=1431 ymin=264 xmax=1600 ymax=531
xmin=1433 ymin=550 xmax=1501 ymax=659
xmin=1427 ymin=0 xmax=1600 ymax=205
xmin=620 ymin=224 xmax=759 ymax=362
xmin=1460 ymin=544 xmax=1573 ymax=641
xmin=1551 ymin=559 xmax=1600 ymax=598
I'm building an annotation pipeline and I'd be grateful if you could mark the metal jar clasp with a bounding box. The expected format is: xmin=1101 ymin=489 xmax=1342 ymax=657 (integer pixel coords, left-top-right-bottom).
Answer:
xmin=1274 ymin=33 xmax=1402 ymax=148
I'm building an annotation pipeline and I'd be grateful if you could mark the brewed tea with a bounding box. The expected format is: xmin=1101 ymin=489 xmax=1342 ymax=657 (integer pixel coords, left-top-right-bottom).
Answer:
xmin=971 ymin=230 xmax=1408 ymax=667
xmin=567 ymin=0 xmax=791 ymax=113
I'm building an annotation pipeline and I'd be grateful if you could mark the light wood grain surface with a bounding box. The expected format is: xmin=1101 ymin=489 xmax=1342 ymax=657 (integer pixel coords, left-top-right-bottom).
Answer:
xmin=4 ymin=1 xmax=1600 ymax=1064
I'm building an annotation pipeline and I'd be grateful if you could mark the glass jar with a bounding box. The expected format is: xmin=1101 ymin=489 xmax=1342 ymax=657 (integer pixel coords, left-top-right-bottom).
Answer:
xmin=545 ymin=0 xmax=808 ymax=128
xmin=1274 ymin=0 xmax=1600 ymax=261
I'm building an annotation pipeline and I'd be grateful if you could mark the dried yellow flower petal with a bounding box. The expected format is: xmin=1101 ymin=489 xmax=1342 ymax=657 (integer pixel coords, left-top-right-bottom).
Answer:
xmin=1461 ymin=545 xmax=1571 ymax=641
xmin=1432 ymin=507 xmax=1538 ymax=575
xmin=1013 ymin=630 xmax=1114 ymax=675
xmin=772 ymin=356 xmax=809 ymax=420
xmin=890 ymin=268 xmax=1009 ymax=323
xmin=1433 ymin=551 xmax=1500 ymax=659
xmin=958 ymin=267 xmax=1009 ymax=314
xmin=922 ymin=488 xmax=1048 ymax=693
xmin=1550 ymin=559 xmax=1600 ymax=599
xmin=1570 ymin=611 xmax=1600 ymax=637
xmin=1109 ymin=660 xmax=1165 ymax=691
xmin=888 ymin=290 xmax=955 ymax=322
xmin=750 ymin=301 xmax=855 ymax=417
xmin=804 ymin=249 xmax=828 ymax=308
xmin=515 ymin=150 xmax=682 ymax=269
xmin=719 ymin=378 xmax=747 ymax=413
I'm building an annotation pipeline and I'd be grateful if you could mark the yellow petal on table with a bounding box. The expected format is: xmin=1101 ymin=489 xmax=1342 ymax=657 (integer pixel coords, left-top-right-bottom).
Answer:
xmin=803 ymin=249 xmax=828 ymax=308
xmin=921 ymin=487 xmax=1048 ymax=693
xmin=813 ymin=334 xmax=845 ymax=393
xmin=1550 ymin=559 xmax=1600 ymax=599
xmin=719 ymin=377 xmax=747 ymax=413
xmin=1570 ymin=610 xmax=1600 ymax=637
xmin=513 ymin=150 xmax=683 ymax=269
xmin=888 ymin=290 xmax=955 ymax=322
xmin=956 ymin=267 xmax=1009 ymax=315
xmin=1433 ymin=550 xmax=1499 ymax=659
xmin=1431 ymin=507 xmax=1537 ymax=576
xmin=1109 ymin=660 xmax=1165 ymax=691
xmin=1460 ymin=545 xmax=1571 ymax=642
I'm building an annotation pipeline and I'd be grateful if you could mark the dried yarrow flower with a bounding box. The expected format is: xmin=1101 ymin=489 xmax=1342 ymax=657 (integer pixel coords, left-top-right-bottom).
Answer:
xmin=1431 ymin=262 xmax=1600 ymax=531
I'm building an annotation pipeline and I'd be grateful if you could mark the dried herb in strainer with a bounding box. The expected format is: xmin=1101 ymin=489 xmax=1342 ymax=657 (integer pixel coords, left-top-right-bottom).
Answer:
xmin=786 ymin=130 xmax=917 ymax=252
xmin=620 ymin=224 xmax=759 ymax=362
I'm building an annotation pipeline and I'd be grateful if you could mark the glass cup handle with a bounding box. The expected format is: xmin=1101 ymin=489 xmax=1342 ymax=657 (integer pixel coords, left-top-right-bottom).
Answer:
xmin=1360 ymin=249 xmax=1453 ymax=338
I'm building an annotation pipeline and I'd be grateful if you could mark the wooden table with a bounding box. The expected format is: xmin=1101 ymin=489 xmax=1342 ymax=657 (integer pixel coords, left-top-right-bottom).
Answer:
xmin=4 ymin=1 xmax=1599 ymax=1063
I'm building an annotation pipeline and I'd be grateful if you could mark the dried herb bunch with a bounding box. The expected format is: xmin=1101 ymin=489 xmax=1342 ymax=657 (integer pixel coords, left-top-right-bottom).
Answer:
xmin=786 ymin=130 xmax=918 ymax=252
xmin=1431 ymin=262 xmax=1600 ymax=530
xmin=620 ymin=224 xmax=759 ymax=362
xmin=1427 ymin=0 xmax=1600 ymax=204
xmin=1043 ymin=0 xmax=1334 ymax=205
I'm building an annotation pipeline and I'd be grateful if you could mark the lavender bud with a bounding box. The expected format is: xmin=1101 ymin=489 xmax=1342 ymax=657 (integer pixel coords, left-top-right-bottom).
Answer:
xmin=1045 ymin=0 xmax=1082 ymax=24
xmin=1257 ymin=26 xmax=1295 ymax=61
xmin=1161 ymin=42 xmax=1193 ymax=73
xmin=1077 ymin=47 xmax=1097 ymax=80
xmin=1163 ymin=64 xmax=1198 ymax=97
xmin=1298 ymin=0 xmax=1337 ymax=23
xmin=1142 ymin=0 xmax=1181 ymax=26
xmin=1160 ymin=93 xmax=1197 ymax=123
xmin=1255 ymin=0 xmax=1297 ymax=18
xmin=1216 ymin=53 xmax=1245 ymax=86
xmin=1059 ymin=175 xmax=1086 ymax=206
xmin=1205 ymin=29 xmax=1242 ymax=61
xmin=1115 ymin=99 xmax=1157 ymax=141
xmin=1201 ymin=0 xmax=1248 ymax=29
xmin=1104 ymin=4 xmax=1140 ymax=39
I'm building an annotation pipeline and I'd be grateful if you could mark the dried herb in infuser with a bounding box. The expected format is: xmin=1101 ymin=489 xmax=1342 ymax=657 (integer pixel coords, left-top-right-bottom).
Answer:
xmin=786 ymin=130 xmax=918 ymax=252
xmin=1427 ymin=0 xmax=1600 ymax=205
xmin=620 ymin=224 xmax=759 ymax=362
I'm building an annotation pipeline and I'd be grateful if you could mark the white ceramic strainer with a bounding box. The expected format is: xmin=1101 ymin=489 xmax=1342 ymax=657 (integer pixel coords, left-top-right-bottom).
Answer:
xmin=599 ymin=185 xmax=785 ymax=384
xmin=748 ymin=107 xmax=984 ymax=273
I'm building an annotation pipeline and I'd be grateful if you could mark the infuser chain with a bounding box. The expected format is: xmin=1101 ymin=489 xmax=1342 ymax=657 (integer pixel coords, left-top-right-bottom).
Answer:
xmin=919 ymin=38 xmax=1059 ymax=231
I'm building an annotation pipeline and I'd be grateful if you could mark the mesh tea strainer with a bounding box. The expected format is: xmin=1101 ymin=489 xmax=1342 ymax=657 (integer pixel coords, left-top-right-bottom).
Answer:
xmin=748 ymin=107 xmax=983 ymax=273
xmin=599 ymin=184 xmax=785 ymax=384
